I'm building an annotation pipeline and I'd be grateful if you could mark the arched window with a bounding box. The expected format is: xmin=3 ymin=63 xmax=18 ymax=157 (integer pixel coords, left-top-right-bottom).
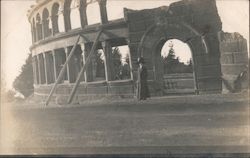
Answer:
xmin=70 ymin=0 xmax=81 ymax=29
xmin=51 ymin=3 xmax=59 ymax=34
xmin=58 ymin=5 xmax=65 ymax=32
xmin=106 ymin=1 xmax=124 ymax=21
xmin=51 ymin=3 xmax=65 ymax=34
xmin=36 ymin=13 xmax=43 ymax=40
xmin=42 ymin=8 xmax=52 ymax=38
xmin=32 ymin=18 xmax=37 ymax=42
xmin=86 ymin=1 xmax=101 ymax=25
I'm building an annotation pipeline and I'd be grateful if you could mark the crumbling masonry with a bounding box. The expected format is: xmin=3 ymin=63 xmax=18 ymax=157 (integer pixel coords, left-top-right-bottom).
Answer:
xmin=27 ymin=0 xmax=248 ymax=103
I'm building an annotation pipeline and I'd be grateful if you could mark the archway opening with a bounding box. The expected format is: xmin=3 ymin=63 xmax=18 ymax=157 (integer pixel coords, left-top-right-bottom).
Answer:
xmin=36 ymin=13 xmax=42 ymax=41
xmin=86 ymin=2 xmax=101 ymax=25
xmin=42 ymin=8 xmax=52 ymax=38
xmin=160 ymin=39 xmax=195 ymax=94
xmin=70 ymin=0 xmax=82 ymax=29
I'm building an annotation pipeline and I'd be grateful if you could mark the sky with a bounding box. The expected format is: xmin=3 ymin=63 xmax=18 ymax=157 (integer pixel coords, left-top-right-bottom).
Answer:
xmin=1 ymin=0 xmax=249 ymax=90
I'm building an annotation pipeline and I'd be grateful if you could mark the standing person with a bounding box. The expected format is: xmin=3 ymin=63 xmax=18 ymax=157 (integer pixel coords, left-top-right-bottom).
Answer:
xmin=137 ymin=57 xmax=150 ymax=100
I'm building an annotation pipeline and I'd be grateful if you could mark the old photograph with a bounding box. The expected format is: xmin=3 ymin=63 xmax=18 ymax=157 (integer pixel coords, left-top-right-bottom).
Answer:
xmin=1 ymin=0 xmax=249 ymax=157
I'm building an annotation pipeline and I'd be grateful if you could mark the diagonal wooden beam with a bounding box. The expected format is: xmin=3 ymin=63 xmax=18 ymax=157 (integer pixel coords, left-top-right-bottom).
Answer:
xmin=67 ymin=30 xmax=103 ymax=104
xmin=45 ymin=35 xmax=81 ymax=106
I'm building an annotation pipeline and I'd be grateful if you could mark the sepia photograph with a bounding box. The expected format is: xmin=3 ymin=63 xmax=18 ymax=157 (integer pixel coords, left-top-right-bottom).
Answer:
xmin=1 ymin=0 xmax=249 ymax=157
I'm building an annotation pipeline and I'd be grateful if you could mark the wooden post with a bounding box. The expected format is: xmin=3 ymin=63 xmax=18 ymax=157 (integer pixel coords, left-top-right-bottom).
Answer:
xmin=67 ymin=30 xmax=102 ymax=104
xmin=45 ymin=35 xmax=80 ymax=106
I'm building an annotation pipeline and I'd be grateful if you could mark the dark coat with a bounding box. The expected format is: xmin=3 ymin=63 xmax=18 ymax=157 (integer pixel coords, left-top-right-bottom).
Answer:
xmin=137 ymin=65 xmax=150 ymax=100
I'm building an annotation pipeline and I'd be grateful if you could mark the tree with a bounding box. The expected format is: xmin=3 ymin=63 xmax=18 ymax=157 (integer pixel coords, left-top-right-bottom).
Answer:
xmin=162 ymin=47 xmax=193 ymax=74
xmin=95 ymin=50 xmax=105 ymax=78
xmin=112 ymin=47 xmax=122 ymax=79
xmin=13 ymin=53 xmax=34 ymax=98
xmin=163 ymin=47 xmax=179 ymax=74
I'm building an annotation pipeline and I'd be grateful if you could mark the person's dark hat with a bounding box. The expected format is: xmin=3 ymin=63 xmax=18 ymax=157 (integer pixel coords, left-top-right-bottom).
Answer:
xmin=137 ymin=57 xmax=145 ymax=64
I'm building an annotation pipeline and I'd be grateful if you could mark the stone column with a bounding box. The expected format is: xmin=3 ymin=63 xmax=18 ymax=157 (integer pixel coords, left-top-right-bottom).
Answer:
xmin=31 ymin=23 xmax=34 ymax=43
xmin=65 ymin=47 xmax=76 ymax=83
xmin=79 ymin=0 xmax=88 ymax=27
xmin=36 ymin=55 xmax=42 ymax=85
xmin=84 ymin=43 xmax=94 ymax=82
xmin=80 ymin=43 xmax=87 ymax=82
xmin=52 ymin=50 xmax=57 ymax=81
xmin=126 ymin=39 xmax=133 ymax=80
xmin=102 ymin=41 xmax=113 ymax=81
xmin=32 ymin=57 xmax=37 ymax=85
xmin=98 ymin=0 xmax=108 ymax=24
xmin=127 ymin=48 xmax=134 ymax=80
xmin=43 ymin=53 xmax=48 ymax=84
xmin=41 ymin=20 xmax=45 ymax=40
xmin=63 ymin=10 xmax=71 ymax=32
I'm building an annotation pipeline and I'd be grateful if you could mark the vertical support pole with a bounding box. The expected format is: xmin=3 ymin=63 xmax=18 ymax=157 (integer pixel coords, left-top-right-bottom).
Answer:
xmin=45 ymin=35 xmax=80 ymax=106
xmin=67 ymin=31 xmax=102 ymax=104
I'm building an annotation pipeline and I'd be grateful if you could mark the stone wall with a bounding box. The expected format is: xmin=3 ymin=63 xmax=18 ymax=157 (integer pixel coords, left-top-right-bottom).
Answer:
xmin=219 ymin=32 xmax=249 ymax=93
xmin=124 ymin=0 xmax=223 ymax=95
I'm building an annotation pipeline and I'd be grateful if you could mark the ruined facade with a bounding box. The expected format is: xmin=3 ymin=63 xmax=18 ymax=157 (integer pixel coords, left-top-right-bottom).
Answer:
xmin=28 ymin=0 xmax=248 ymax=103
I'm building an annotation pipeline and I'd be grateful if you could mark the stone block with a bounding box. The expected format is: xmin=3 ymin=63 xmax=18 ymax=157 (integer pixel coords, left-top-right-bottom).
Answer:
xmin=221 ymin=64 xmax=247 ymax=75
xmin=233 ymin=52 xmax=248 ymax=64
xmin=129 ymin=21 xmax=146 ymax=33
xmin=220 ymin=53 xmax=234 ymax=64
xmin=196 ymin=65 xmax=221 ymax=78
xmin=86 ymin=84 xmax=108 ymax=95
xmin=128 ymin=43 xmax=139 ymax=55
xmin=56 ymin=85 xmax=70 ymax=94
xmin=76 ymin=84 xmax=87 ymax=95
xmin=108 ymin=84 xmax=134 ymax=96
xmin=129 ymin=32 xmax=144 ymax=43
xmin=220 ymin=40 xmax=247 ymax=52
xmin=197 ymin=77 xmax=221 ymax=92
xmin=194 ymin=54 xmax=220 ymax=66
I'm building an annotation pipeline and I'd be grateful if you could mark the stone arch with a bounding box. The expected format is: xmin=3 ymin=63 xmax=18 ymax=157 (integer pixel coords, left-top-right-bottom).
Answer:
xmin=138 ymin=22 xmax=222 ymax=94
xmin=36 ymin=13 xmax=43 ymax=41
xmin=42 ymin=8 xmax=52 ymax=38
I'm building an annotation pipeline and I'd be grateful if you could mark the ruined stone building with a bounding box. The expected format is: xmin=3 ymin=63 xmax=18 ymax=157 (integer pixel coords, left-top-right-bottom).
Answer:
xmin=27 ymin=0 xmax=248 ymax=103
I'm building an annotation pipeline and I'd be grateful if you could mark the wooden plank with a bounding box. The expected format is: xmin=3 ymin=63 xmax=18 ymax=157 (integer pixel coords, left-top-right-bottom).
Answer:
xmin=45 ymin=35 xmax=80 ymax=106
xmin=67 ymin=30 xmax=103 ymax=104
